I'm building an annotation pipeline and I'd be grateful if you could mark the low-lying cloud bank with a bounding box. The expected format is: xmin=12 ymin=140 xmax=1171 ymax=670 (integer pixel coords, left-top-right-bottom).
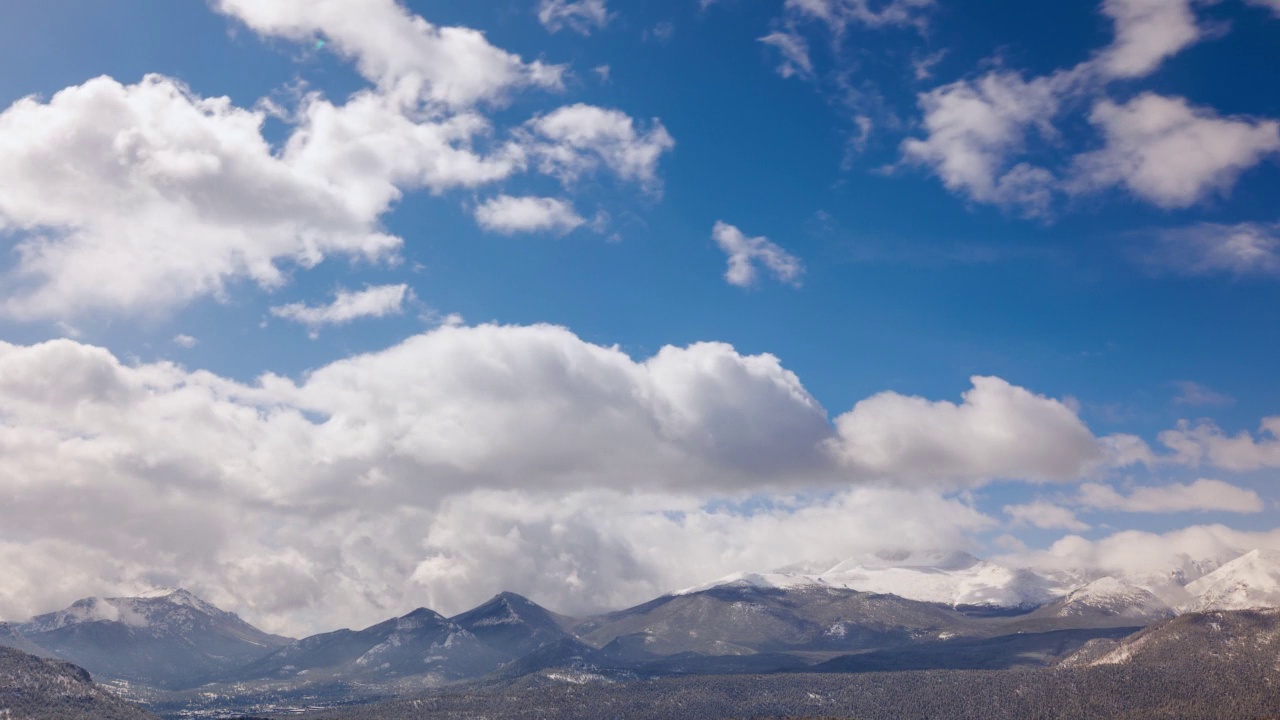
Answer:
xmin=0 ymin=323 xmax=1270 ymax=634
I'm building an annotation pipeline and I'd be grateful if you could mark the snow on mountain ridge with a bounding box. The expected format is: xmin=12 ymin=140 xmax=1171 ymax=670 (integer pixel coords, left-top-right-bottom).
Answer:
xmin=1047 ymin=577 xmax=1173 ymax=619
xmin=677 ymin=552 xmax=1070 ymax=608
xmin=1185 ymin=549 xmax=1280 ymax=612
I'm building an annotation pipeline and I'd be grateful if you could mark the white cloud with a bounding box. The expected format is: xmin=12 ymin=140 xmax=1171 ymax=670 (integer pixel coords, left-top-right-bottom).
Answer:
xmin=1098 ymin=0 xmax=1202 ymax=78
xmin=829 ymin=376 xmax=1121 ymax=488
xmin=1158 ymin=418 xmax=1280 ymax=471
xmin=760 ymin=31 xmax=814 ymax=79
xmin=0 ymin=2 xmax=676 ymax=321
xmin=901 ymin=71 xmax=1066 ymax=215
xmin=1004 ymin=501 xmax=1091 ymax=531
xmin=213 ymin=0 xmax=564 ymax=108
xmin=172 ymin=334 xmax=199 ymax=349
xmin=474 ymin=195 xmax=586 ymax=235
xmin=1247 ymin=0 xmax=1280 ymax=14
xmin=269 ymin=284 xmax=411 ymax=333
xmin=784 ymin=0 xmax=937 ymax=32
xmin=1173 ymin=381 xmax=1234 ymax=407
xmin=1071 ymin=93 xmax=1280 ymax=208
xmin=1137 ymin=222 xmax=1280 ymax=277
xmin=711 ymin=221 xmax=804 ymax=288
xmin=524 ymin=104 xmax=676 ymax=192
xmin=1078 ymin=479 xmax=1264 ymax=514
xmin=538 ymin=0 xmax=611 ymax=35
xmin=0 ymin=328 xmax=1128 ymax=631
xmin=1001 ymin=524 xmax=1280 ymax=603
xmin=0 ymin=76 xmax=409 ymax=319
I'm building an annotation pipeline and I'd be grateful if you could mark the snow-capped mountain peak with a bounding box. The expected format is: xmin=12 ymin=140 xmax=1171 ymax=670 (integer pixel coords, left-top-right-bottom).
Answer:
xmin=1186 ymin=548 xmax=1280 ymax=612
xmin=676 ymin=551 xmax=1069 ymax=608
xmin=1042 ymin=577 xmax=1173 ymax=620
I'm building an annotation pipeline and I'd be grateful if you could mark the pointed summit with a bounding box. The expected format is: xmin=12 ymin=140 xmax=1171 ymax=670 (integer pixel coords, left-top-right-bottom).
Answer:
xmin=451 ymin=592 xmax=575 ymax=657
xmin=1187 ymin=548 xmax=1280 ymax=612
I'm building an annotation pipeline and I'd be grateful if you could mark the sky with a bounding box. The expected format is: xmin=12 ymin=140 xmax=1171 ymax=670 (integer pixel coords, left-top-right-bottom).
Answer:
xmin=0 ymin=0 xmax=1279 ymax=636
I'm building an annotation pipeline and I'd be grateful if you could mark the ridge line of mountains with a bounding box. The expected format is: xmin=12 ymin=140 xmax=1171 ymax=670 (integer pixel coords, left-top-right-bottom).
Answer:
xmin=4 ymin=546 xmax=1280 ymax=718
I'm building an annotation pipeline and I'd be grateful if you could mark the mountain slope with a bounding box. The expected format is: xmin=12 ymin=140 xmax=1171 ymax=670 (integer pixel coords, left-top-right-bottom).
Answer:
xmin=574 ymin=583 xmax=974 ymax=659
xmin=1025 ymin=577 xmax=1174 ymax=627
xmin=1067 ymin=607 xmax=1280 ymax=669
xmin=15 ymin=589 xmax=290 ymax=689
xmin=227 ymin=607 xmax=507 ymax=685
xmin=1185 ymin=548 xmax=1280 ymax=611
xmin=0 ymin=645 xmax=159 ymax=720
xmin=450 ymin=592 xmax=577 ymax=658
xmin=0 ymin=622 xmax=48 ymax=657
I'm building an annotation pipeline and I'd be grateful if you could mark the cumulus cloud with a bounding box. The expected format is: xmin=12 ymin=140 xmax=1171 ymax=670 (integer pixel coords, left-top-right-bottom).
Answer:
xmin=1004 ymin=501 xmax=1091 ymax=531
xmin=0 ymin=2 xmax=675 ymax=321
xmin=474 ymin=195 xmax=586 ymax=235
xmin=1158 ymin=418 xmax=1280 ymax=471
xmin=0 ymin=327 xmax=1127 ymax=632
xmin=172 ymin=334 xmax=199 ymax=349
xmin=829 ymin=376 xmax=1112 ymax=487
xmin=1098 ymin=0 xmax=1201 ymax=79
xmin=1136 ymin=222 xmax=1280 ymax=277
xmin=711 ymin=221 xmax=804 ymax=288
xmin=270 ymin=284 xmax=411 ymax=334
xmin=1070 ymin=93 xmax=1280 ymax=208
xmin=537 ymin=0 xmax=611 ymax=35
xmin=213 ymin=0 xmax=564 ymax=108
xmin=900 ymin=0 xmax=1274 ymax=214
xmin=900 ymin=71 xmax=1067 ymax=215
xmin=523 ymin=104 xmax=676 ymax=192
xmin=1001 ymin=524 xmax=1280 ymax=601
xmin=1077 ymin=479 xmax=1264 ymax=514
xmin=0 ymin=76 xmax=408 ymax=319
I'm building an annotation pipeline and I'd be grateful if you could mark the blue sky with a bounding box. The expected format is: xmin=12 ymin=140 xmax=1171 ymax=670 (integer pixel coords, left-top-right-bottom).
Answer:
xmin=0 ymin=0 xmax=1279 ymax=631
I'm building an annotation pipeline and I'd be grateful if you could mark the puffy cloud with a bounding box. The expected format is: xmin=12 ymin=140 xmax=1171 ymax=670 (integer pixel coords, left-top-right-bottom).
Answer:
xmin=172 ymin=334 xmax=199 ymax=349
xmin=1136 ymin=222 xmax=1280 ymax=277
xmin=537 ymin=0 xmax=611 ymax=35
xmin=1002 ymin=524 xmax=1280 ymax=597
xmin=0 ymin=3 xmax=674 ymax=321
xmin=410 ymin=486 xmax=993 ymax=617
xmin=1098 ymin=0 xmax=1201 ymax=78
xmin=523 ymin=104 xmax=675 ymax=192
xmin=760 ymin=31 xmax=814 ymax=79
xmin=1158 ymin=418 xmax=1280 ymax=471
xmin=212 ymin=0 xmax=564 ymax=108
xmin=0 ymin=76 xmax=405 ymax=319
xmin=829 ymin=376 xmax=1110 ymax=487
xmin=1077 ymin=480 xmax=1265 ymax=514
xmin=0 ymin=328 xmax=1125 ymax=631
xmin=474 ymin=195 xmax=586 ymax=235
xmin=270 ymin=284 xmax=411 ymax=333
xmin=1070 ymin=94 xmax=1280 ymax=208
xmin=711 ymin=221 xmax=804 ymax=288
xmin=1004 ymin=501 xmax=1091 ymax=531
xmin=901 ymin=71 xmax=1066 ymax=215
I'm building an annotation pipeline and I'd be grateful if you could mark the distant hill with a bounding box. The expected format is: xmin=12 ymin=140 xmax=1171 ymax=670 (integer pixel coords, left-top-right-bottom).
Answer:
xmin=0 ymin=645 xmax=158 ymax=720
xmin=15 ymin=588 xmax=290 ymax=689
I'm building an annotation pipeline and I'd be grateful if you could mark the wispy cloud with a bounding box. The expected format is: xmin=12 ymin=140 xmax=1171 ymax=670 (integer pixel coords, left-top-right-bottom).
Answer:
xmin=270 ymin=284 xmax=411 ymax=337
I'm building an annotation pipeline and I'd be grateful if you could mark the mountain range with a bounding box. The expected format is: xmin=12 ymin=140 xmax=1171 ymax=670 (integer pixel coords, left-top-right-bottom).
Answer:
xmin=4 ymin=546 xmax=1280 ymax=718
